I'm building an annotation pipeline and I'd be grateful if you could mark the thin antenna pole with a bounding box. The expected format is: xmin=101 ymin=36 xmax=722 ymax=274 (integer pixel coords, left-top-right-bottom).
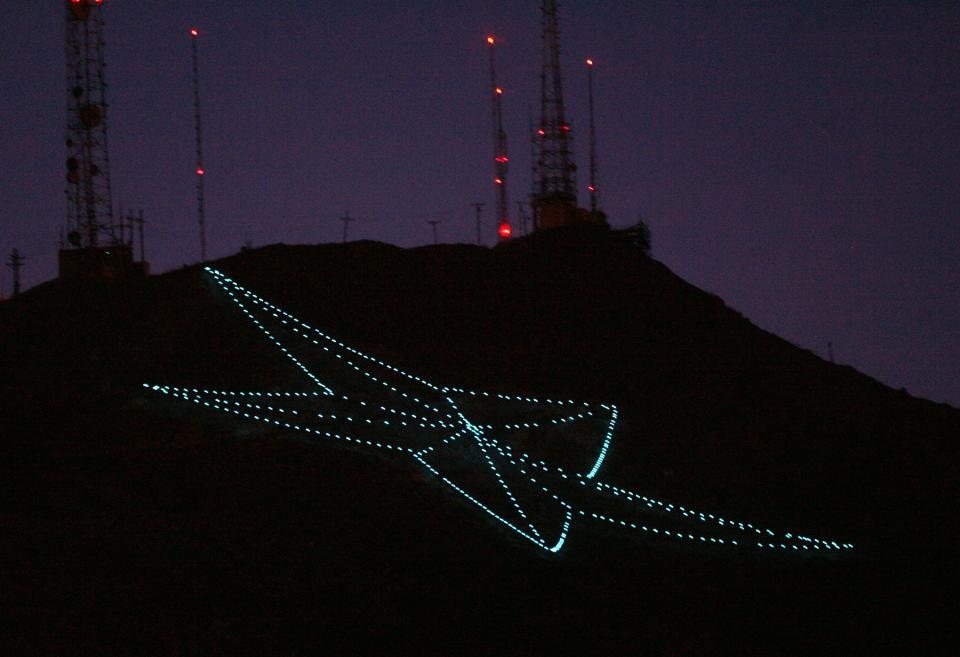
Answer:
xmin=470 ymin=202 xmax=485 ymax=245
xmin=586 ymin=58 xmax=598 ymax=214
xmin=190 ymin=27 xmax=207 ymax=263
xmin=427 ymin=220 xmax=440 ymax=245
xmin=137 ymin=209 xmax=145 ymax=262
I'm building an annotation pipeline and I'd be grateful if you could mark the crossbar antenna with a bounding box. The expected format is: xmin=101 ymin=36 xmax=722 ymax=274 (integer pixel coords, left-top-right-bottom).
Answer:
xmin=6 ymin=248 xmax=25 ymax=299
xmin=427 ymin=220 xmax=441 ymax=245
xmin=339 ymin=211 xmax=355 ymax=243
xmin=190 ymin=27 xmax=207 ymax=262
xmin=486 ymin=36 xmax=512 ymax=241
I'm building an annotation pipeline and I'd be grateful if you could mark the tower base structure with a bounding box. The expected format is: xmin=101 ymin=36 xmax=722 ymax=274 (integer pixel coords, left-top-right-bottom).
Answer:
xmin=533 ymin=200 xmax=608 ymax=232
xmin=58 ymin=245 xmax=149 ymax=281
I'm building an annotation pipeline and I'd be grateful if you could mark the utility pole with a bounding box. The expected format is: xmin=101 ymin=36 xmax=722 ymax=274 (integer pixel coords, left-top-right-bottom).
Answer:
xmin=586 ymin=58 xmax=599 ymax=214
xmin=190 ymin=27 xmax=207 ymax=263
xmin=427 ymin=220 xmax=440 ymax=245
xmin=470 ymin=202 xmax=485 ymax=245
xmin=340 ymin=211 xmax=355 ymax=243
xmin=486 ymin=35 xmax=511 ymax=240
xmin=7 ymin=249 xmax=24 ymax=299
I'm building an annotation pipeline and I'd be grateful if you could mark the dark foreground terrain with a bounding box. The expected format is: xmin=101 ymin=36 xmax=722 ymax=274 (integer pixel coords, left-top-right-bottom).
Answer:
xmin=2 ymin=226 xmax=957 ymax=655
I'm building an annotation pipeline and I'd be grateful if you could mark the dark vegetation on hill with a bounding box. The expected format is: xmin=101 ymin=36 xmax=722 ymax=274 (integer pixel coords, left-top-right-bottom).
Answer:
xmin=2 ymin=225 xmax=957 ymax=655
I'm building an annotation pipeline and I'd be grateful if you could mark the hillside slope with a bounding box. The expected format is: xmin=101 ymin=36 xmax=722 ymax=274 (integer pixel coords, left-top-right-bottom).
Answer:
xmin=2 ymin=226 xmax=956 ymax=655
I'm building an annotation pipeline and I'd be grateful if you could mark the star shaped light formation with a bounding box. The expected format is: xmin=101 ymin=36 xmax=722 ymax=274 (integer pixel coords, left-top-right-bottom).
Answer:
xmin=144 ymin=267 xmax=854 ymax=556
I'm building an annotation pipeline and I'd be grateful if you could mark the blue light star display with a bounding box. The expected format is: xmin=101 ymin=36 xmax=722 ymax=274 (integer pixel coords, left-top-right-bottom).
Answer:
xmin=144 ymin=267 xmax=854 ymax=556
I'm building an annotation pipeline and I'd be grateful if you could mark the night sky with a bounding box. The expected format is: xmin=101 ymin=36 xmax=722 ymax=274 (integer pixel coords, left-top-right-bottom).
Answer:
xmin=2 ymin=2 xmax=958 ymax=407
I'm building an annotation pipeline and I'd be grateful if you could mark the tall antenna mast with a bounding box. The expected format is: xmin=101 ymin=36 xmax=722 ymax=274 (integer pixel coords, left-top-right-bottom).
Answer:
xmin=63 ymin=0 xmax=117 ymax=250
xmin=190 ymin=27 xmax=207 ymax=262
xmin=532 ymin=0 xmax=576 ymax=229
xmin=586 ymin=58 xmax=599 ymax=214
xmin=486 ymin=36 xmax=512 ymax=241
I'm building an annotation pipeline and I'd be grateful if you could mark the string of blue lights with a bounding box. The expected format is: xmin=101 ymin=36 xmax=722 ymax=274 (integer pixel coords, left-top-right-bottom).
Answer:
xmin=143 ymin=267 xmax=854 ymax=556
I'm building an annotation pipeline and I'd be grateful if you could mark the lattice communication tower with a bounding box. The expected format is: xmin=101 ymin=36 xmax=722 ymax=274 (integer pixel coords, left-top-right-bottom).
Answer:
xmin=63 ymin=0 xmax=116 ymax=250
xmin=532 ymin=0 xmax=577 ymax=228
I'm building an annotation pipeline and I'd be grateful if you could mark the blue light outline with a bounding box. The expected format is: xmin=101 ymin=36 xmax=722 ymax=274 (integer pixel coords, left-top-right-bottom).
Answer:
xmin=142 ymin=267 xmax=856 ymax=556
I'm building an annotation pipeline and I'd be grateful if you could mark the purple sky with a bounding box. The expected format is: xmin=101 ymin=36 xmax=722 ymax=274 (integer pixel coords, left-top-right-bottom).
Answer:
xmin=2 ymin=1 xmax=958 ymax=406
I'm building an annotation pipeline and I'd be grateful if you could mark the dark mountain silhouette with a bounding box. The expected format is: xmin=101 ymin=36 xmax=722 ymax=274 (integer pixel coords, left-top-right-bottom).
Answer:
xmin=2 ymin=225 xmax=956 ymax=655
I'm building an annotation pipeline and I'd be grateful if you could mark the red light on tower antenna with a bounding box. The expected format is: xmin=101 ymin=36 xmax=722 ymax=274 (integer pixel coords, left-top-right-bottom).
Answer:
xmin=498 ymin=223 xmax=512 ymax=238
xmin=586 ymin=58 xmax=594 ymax=67
xmin=495 ymin=87 xmax=503 ymax=95
xmin=190 ymin=28 xmax=199 ymax=37
xmin=486 ymin=36 xmax=495 ymax=45
xmin=196 ymin=168 xmax=205 ymax=176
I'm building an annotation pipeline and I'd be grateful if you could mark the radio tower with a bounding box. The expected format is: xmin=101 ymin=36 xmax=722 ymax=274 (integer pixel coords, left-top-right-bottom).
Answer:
xmin=532 ymin=0 xmax=577 ymax=229
xmin=486 ymin=36 xmax=512 ymax=241
xmin=63 ymin=0 xmax=117 ymax=252
xmin=586 ymin=58 xmax=599 ymax=214
xmin=190 ymin=27 xmax=207 ymax=262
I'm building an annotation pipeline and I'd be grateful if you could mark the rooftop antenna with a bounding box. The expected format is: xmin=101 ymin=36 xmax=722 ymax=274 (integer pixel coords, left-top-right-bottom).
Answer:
xmin=427 ymin=219 xmax=441 ymax=245
xmin=586 ymin=58 xmax=599 ymax=214
xmin=470 ymin=202 xmax=485 ymax=245
xmin=190 ymin=26 xmax=207 ymax=262
xmin=487 ymin=36 xmax=512 ymax=241
xmin=6 ymin=248 xmax=24 ymax=299
xmin=532 ymin=0 xmax=577 ymax=229
xmin=63 ymin=0 xmax=117 ymax=251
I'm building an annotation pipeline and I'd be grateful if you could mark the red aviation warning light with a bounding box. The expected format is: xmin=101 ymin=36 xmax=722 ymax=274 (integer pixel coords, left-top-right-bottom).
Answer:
xmin=196 ymin=168 xmax=205 ymax=176
xmin=586 ymin=58 xmax=594 ymax=67
xmin=486 ymin=35 xmax=495 ymax=45
xmin=498 ymin=223 xmax=512 ymax=238
xmin=190 ymin=28 xmax=199 ymax=37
